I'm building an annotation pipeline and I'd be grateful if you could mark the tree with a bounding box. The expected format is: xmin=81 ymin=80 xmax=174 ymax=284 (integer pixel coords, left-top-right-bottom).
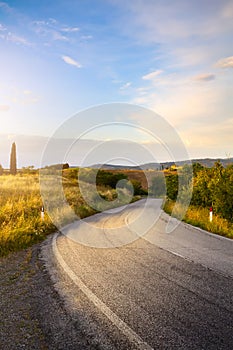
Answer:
xmin=191 ymin=168 xmax=212 ymax=207
xmin=130 ymin=179 xmax=148 ymax=196
xmin=192 ymin=162 xmax=204 ymax=177
xmin=0 ymin=164 xmax=3 ymax=175
xmin=62 ymin=163 xmax=69 ymax=169
xmin=166 ymin=174 xmax=178 ymax=200
xmin=21 ymin=166 xmax=36 ymax=175
xmin=150 ymin=174 xmax=166 ymax=197
xmin=10 ymin=142 xmax=17 ymax=175
xmin=209 ymin=163 xmax=233 ymax=221
xmin=96 ymin=171 xmax=128 ymax=188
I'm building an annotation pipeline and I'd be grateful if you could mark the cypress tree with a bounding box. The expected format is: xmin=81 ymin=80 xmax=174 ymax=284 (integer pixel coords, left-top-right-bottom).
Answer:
xmin=10 ymin=142 xmax=17 ymax=175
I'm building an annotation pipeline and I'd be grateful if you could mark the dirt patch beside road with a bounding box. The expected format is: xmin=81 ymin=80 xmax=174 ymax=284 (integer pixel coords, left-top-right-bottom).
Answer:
xmin=0 ymin=236 xmax=108 ymax=350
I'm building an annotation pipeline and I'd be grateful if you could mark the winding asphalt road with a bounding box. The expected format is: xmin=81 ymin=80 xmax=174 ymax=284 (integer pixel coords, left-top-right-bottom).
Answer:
xmin=44 ymin=199 xmax=233 ymax=349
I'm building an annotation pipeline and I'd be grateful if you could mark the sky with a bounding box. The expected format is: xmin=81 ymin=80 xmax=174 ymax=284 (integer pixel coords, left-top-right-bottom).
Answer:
xmin=0 ymin=0 xmax=233 ymax=167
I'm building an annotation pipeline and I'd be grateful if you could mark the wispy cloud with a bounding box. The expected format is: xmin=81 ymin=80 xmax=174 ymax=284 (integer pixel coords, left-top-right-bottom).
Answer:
xmin=62 ymin=55 xmax=82 ymax=68
xmin=136 ymin=86 xmax=152 ymax=96
xmin=215 ymin=56 xmax=233 ymax=68
xmin=0 ymin=1 xmax=12 ymax=12
xmin=52 ymin=31 xmax=69 ymax=42
xmin=1 ymin=84 xmax=39 ymax=107
xmin=7 ymin=32 xmax=32 ymax=46
xmin=0 ymin=18 xmax=32 ymax=46
xmin=142 ymin=70 xmax=163 ymax=81
xmin=193 ymin=73 xmax=216 ymax=82
xmin=0 ymin=28 xmax=32 ymax=46
xmin=32 ymin=19 xmax=70 ymax=42
xmin=133 ymin=74 xmax=231 ymax=133
xmin=61 ymin=26 xmax=79 ymax=33
xmin=120 ymin=82 xmax=131 ymax=90
xmin=117 ymin=0 xmax=233 ymax=43
xmin=222 ymin=1 xmax=233 ymax=18
xmin=81 ymin=35 xmax=93 ymax=40
xmin=112 ymin=0 xmax=233 ymax=77
xmin=32 ymin=18 xmax=82 ymax=44
xmin=0 ymin=23 xmax=7 ymax=31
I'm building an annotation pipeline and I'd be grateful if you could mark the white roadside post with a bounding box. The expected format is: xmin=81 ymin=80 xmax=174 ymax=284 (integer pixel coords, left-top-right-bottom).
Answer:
xmin=41 ymin=206 xmax=45 ymax=221
xmin=209 ymin=207 xmax=213 ymax=222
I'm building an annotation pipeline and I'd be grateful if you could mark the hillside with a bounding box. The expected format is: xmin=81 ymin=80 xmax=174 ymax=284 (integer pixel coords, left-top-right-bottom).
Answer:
xmin=90 ymin=157 xmax=233 ymax=170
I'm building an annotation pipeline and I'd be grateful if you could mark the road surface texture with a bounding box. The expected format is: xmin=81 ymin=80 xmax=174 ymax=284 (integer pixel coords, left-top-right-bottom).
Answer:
xmin=42 ymin=198 xmax=233 ymax=349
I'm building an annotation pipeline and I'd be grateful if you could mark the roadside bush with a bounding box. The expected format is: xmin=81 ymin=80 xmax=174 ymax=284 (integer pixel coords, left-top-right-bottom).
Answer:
xmin=150 ymin=174 xmax=166 ymax=197
xmin=96 ymin=170 xmax=128 ymax=188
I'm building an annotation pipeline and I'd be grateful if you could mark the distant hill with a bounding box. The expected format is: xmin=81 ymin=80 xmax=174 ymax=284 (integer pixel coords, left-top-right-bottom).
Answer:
xmin=179 ymin=158 xmax=233 ymax=168
xmin=90 ymin=158 xmax=233 ymax=170
xmin=90 ymin=163 xmax=144 ymax=170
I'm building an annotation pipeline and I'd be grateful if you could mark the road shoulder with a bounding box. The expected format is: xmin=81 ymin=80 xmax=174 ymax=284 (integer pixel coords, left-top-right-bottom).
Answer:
xmin=0 ymin=235 xmax=112 ymax=350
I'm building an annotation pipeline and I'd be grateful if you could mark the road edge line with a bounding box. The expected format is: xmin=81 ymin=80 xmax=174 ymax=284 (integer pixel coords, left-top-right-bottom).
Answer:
xmin=52 ymin=232 xmax=154 ymax=350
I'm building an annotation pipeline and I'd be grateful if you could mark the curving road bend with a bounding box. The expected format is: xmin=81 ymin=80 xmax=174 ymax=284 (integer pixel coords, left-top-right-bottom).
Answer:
xmin=44 ymin=199 xmax=233 ymax=349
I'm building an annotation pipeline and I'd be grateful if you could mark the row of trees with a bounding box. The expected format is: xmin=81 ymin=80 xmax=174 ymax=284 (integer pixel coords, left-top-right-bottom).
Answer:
xmin=0 ymin=142 xmax=17 ymax=175
xmin=190 ymin=162 xmax=233 ymax=221
xmin=66 ymin=168 xmax=147 ymax=196
xmin=163 ymin=162 xmax=233 ymax=222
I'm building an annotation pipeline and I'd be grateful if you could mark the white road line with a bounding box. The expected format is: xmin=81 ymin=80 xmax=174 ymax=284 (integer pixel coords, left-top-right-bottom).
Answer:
xmin=166 ymin=250 xmax=186 ymax=259
xmin=52 ymin=232 xmax=154 ymax=350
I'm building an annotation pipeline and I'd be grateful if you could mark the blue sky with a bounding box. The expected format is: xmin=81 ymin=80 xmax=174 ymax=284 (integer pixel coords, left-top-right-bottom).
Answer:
xmin=0 ymin=0 xmax=233 ymax=167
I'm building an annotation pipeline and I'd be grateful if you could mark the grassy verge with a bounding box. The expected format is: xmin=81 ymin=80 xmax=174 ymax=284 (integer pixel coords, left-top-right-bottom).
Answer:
xmin=0 ymin=172 xmax=142 ymax=257
xmin=0 ymin=175 xmax=55 ymax=256
xmin=163 ymin=199 xmax=233 ymax=239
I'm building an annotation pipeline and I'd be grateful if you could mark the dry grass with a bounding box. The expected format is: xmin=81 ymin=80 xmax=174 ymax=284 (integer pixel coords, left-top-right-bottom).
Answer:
xmin=0 ymin=175 xmax=55 ymax=256
xmin=0 ymin=171 xmax=141 ymax=256
xmin=163 ymin=200 xmax=233 ymax=239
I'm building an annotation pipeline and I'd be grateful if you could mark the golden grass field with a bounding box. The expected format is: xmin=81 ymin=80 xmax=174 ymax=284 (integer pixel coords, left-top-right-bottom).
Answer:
xmin=0 ymin=169 xmax=144 ymax=257
xmin=0 ymin=174 xmax=53 ymax=256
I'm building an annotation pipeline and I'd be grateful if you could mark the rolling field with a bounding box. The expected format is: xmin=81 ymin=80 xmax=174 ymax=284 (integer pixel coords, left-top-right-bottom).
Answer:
xmin=103 ymin=168 xmax=159 ymax=191
xmin=1 ymin=163 xmax=232 ymax=257
xmin=0 ymin=169 xmax=141 ymax=257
